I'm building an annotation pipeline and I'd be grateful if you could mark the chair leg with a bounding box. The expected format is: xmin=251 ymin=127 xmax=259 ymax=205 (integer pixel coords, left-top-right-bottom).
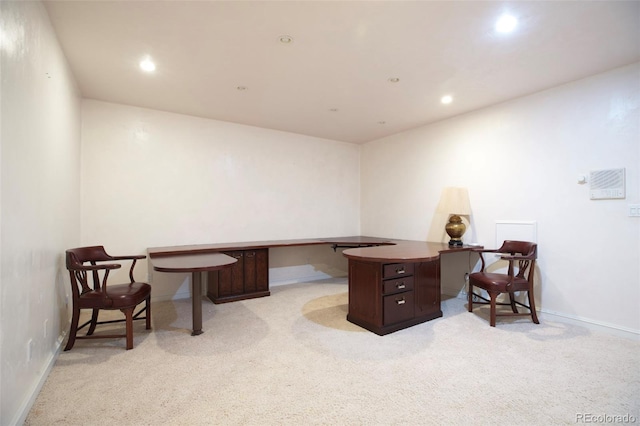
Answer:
xmin=122 ymin=308 xmax=134 ymax=350
xmin=467 ymin=282 xmax=473 ymax=312
xmin=508 ymin=292 xmax=519 ymax=314
xmin=87 ymin=308 xmax=100 ymax=335
xmin=489 ymin=291 xmax=498 ymax=327
xmin=527 ymin=289 xmax=540 ymax=324
xmin=64 ymin=306 xmax=80 ymax=351
xmin=145 ymin=297 xmax=151 ymax=330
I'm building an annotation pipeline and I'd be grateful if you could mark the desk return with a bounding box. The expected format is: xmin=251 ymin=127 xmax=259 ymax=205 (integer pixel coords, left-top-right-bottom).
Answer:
xmin=343 ymin=242 xmax=470 ymax=335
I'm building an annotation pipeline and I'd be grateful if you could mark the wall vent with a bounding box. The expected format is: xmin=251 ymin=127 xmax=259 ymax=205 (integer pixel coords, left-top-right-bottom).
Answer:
xmin=590 ymin=168 xmax=625 ymax=200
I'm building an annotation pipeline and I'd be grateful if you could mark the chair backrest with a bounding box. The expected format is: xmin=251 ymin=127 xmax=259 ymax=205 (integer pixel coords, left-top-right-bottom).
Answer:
xmin=496 ymin=240 xmax=537 ymax=282
xmin=66 ymin=246 xmax=114 ymax=297
xmin=497 ymin=240 xmax=537 ymax=258
xmin=66 ymin=245 xmax=112 ymax=268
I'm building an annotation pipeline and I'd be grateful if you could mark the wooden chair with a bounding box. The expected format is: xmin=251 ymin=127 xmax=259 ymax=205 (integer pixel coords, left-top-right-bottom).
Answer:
xmin=468 ymin=240 xmax=539 ymax=327
xmin=65 ymin=246 xmax=151 ymax=350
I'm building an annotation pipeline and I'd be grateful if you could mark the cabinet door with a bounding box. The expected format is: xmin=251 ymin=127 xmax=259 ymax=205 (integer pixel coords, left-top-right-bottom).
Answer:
xmin=414 ymin=260 xmax=441 ymax=317
xmin=254 ymin=249 xmax=269 ymax=292
xmin=207 ymin=248 xmax=269 ymax=303
xmin=218 ymin=251 xmax=244 ymax=296
xmin=243 ymin=249 xmax=268 ymax=293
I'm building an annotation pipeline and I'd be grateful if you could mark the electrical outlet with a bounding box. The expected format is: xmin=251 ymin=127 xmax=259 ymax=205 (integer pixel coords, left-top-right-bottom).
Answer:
xmin=629 ymin=204 xmax=640 ymax=217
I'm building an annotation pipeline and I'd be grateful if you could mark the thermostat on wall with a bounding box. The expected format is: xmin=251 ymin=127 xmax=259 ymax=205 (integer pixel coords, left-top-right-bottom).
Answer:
xmin=590 ymin=168 xmax=625 ymax=200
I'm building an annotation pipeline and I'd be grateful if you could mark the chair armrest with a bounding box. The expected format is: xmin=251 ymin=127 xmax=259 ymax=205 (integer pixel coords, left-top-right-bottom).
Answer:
xmin=109 ymin=254 xmax=146 ymax=261
xmin=473 ymin=249 xmax=533 ymax=272
xmin=106 ymin=254 xmax=146 ymax=283
xmin=68 ymin=263 xmax=122 ymax=272
xmin=499 ymin=254 xmax=535 ymax=261
xmin=471 ymin=248 xmax=500 ymax=253
xmin=67 ymin=263 xmax=121 ymax=295
xmin=473 ymin=249 xmax=500 ymax=271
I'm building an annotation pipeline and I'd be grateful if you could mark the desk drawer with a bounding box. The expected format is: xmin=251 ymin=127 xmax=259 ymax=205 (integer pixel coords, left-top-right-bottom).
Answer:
xmin=383 ymin=276 xmax=414 ymax=295
xmin=383 ymin=291 xmax=415 ymax=325
xmin=383 ymin=263 xmax=414 ymax=279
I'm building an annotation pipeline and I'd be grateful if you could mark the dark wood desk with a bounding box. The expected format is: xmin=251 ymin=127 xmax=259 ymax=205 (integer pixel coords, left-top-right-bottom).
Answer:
xmin=149 ymin=236 xmax=391 ymax=304
xmin=343 ymin=242 xmax=477 ymax=335
xmin=148 ymin=237 xmax=389 ymax=334
xmin=150 ymin=253 xmax=237 ymax=335
xmin=148 ymin=237 xmax=476 ymax=336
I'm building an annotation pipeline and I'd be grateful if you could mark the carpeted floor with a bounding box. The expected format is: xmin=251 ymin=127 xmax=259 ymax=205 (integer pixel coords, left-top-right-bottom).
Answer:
xmin=25 ymin=278 xmax=639 ymax=425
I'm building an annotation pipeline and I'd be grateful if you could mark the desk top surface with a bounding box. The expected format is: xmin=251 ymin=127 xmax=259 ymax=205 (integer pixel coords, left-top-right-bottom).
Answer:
xmin=342 ymin=241 xmax=474 ymax=262
xmin=147 ymin=236 xmax=393 ymax=257
xmin=150 ymin=252 xmax=237 ymax=272
xmin=148 ymin=236 xmax=476 ymax=263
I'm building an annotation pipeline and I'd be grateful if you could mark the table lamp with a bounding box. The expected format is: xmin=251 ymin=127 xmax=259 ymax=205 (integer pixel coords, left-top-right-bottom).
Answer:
xmin=436 ymin=187 xmax=471 ymax=246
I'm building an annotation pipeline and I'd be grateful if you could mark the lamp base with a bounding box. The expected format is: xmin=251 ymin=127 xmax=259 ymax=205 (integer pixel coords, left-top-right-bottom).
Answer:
xmin=445 ymin=214 xmax=466 ymax=247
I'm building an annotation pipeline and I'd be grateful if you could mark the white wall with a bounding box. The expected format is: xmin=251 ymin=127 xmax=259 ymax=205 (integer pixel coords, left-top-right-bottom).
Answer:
xmin=361 ymin=63 xmax=640 ymax=334
xmin=80 ymin=100 xmax=360 ymax=298
xmin=0 ymin=2 xmax=81 ymax=424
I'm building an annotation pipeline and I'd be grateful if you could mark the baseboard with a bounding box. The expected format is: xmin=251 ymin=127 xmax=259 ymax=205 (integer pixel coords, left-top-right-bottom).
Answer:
xmin=539 ymin=309 xmax=640 ymax=341
xmin=12 ymin=335 xmax=64 ymax=425
xmin=151 ymin=289 xmax=191 ymax=302
xmin=269 ymin=265 xmax=345 ymax=288
xmin=148 ymin=261 xmax=349 ymax=302
xmin=444 ymin=288 xmax=465 ymax=299
xmin=270 ymin=272 xmax=345 ymax=287
xmin=452 ymin=291 xmax=640 ymax=340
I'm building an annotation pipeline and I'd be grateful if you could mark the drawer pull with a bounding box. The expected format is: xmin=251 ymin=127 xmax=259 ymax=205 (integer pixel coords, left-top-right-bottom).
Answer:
xmin=396 ymin=283 xmax=406 ymax=289
xmin=395 ymin=268 xmax=405 ymax=274
xmin=396 ymin=298 xmax=406 ymax=305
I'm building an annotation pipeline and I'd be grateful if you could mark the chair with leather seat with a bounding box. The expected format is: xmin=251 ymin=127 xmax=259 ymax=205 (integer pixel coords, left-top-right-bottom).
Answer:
xmin=65 ymin=246 xmax=151 ymax=350
xmin=468 ymin=240 xmax=538 ymax=327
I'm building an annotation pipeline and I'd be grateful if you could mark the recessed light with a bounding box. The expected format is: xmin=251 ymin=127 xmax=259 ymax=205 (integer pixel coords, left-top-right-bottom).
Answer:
xmin=139 ymin=56 xmax=156 ymax=73
xmin=495 ymin=14 xmax=518 ymax=33
xmin=279 ymin=35 xmax=293 ymax=44
xmin=441 ymin=95 xmax=453 ymax=104
xmin=388 ymin=77 xmax=400 ymax=83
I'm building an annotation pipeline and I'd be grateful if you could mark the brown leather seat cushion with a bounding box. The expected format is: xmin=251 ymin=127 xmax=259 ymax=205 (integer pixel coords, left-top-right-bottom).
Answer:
xmin=78 ymin=282 xmax=151 ymax=309
xmin=469 ymin=272 xmax=529 ymax=292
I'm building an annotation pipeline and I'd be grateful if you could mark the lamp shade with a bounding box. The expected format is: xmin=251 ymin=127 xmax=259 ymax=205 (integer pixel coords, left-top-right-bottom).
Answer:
xmin=436 ymin=187 xmax=471 ymax=215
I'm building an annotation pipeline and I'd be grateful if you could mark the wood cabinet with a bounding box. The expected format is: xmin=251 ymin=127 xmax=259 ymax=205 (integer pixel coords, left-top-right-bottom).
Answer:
xmin=206 ymin=249 xmax=269 ymax=303
xmin=347 ymin=259 xmax=441 ymax=335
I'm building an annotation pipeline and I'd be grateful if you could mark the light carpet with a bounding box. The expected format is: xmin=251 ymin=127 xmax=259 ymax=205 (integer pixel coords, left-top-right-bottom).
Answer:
xmin=25 ymin=278 xmax=639 ymax=425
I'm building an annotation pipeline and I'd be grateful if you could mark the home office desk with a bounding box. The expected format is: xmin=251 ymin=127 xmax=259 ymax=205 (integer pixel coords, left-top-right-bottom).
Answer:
xmin=148 ymin=236 xmax=390 ymax=335
xmin=148 ymin=237 xmax=476 ymax=336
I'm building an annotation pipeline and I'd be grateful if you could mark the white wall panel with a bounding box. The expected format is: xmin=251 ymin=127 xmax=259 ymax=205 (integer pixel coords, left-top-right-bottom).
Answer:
xmin=0 ymin=2 xmax=81 ymax=424
xmin=80 ymin=101 xmax=360 ymax=298
xmin=361 ymin=63 xmax=640 ymax=333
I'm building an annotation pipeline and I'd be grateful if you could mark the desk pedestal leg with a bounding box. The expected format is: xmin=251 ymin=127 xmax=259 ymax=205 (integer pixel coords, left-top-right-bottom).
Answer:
xmin=191 ymin=272 xmax=203 ymax=336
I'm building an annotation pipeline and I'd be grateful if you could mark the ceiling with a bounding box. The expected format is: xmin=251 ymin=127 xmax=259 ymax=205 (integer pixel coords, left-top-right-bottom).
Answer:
xmin=44 ymin=1 xmax=640 ymax=144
